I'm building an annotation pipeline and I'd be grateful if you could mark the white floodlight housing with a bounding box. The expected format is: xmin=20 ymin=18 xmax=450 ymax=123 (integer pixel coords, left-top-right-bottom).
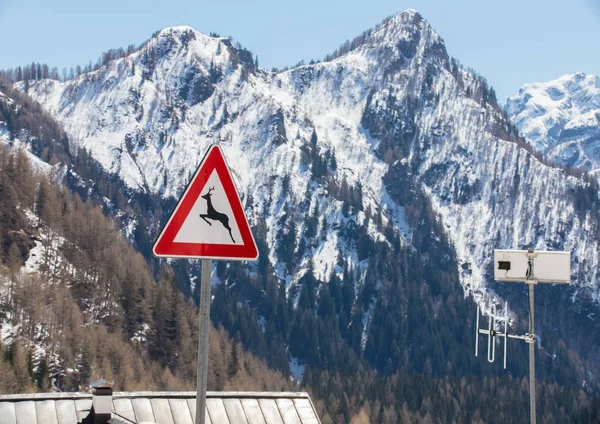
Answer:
xmin=494 ymin=249 xmax=571 ymax=284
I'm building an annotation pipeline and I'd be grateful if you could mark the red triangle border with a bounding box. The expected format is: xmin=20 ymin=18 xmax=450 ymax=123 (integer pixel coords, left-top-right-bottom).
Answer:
xmin=152 ymin=145 xmax=259 ymax=261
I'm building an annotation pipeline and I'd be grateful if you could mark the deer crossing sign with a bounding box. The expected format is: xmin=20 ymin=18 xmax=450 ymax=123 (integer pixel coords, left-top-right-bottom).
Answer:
xmin=152 ymin=144 xmax=259 ymax=261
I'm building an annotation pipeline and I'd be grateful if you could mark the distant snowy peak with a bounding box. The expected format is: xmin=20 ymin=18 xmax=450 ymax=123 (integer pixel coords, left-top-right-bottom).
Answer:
xmin=506 ymin=72 xmax=600 ymax=172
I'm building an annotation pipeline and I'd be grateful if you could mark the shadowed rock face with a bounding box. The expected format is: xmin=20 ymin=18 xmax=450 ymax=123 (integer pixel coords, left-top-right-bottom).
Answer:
xmin=507 ymin=73 xmax=600 ymax=174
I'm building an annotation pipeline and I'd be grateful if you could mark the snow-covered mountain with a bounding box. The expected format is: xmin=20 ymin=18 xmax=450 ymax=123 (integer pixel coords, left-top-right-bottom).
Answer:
xmin=506 ymin=73 xmax=600 ymax=174
xmin=20 ymin=9 xmax=600 ymax=348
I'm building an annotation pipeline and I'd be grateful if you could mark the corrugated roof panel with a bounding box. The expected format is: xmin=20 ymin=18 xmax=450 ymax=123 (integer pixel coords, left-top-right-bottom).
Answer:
xmin=0 ymin=391 xmax=321 ymax=424
xmin=74 ymin=398 xmax=92 ymax=422
xmin=151 ymin=398 xmax=175 ymax=424
xmin=55 ymin=399 xmax=78 ymax=424
xmin=15 ymin=401 xmax=38 ymax=424
xmin=276 ymin=399 xmax=302 ymax=424
xmin=186 ymin=397 xmax=212 ymax=424
xmin=293 ymin=398 xmax=320 ymax=424
xmin=168 ymin=398 xmax=193 ymax=424
xmin=35 ymin=399 xmax=59 ymax=424
xmin=131 ymin=397 xmax=155 ymax=423
xmin=240 ymin=398 xmax=267 ymax=424
xmin=257 ymin=399 xmax=284 ymax=424
xmin=222 ymin=398 xmax=249 ymax=424
xmin=206 ymin=398 xmax=229 ymax=423
xmin=0 ymin=401 xmax=17 ymax=424
xmin=113 ymin=398 xmax=137 ymax=423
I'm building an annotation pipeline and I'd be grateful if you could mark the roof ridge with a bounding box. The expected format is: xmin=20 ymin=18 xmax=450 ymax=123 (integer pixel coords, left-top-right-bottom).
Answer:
xmin=0 ymin=391 xmax=311 ymax=401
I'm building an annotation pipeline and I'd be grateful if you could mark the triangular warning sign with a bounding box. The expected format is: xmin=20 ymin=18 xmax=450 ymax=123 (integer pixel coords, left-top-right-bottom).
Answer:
xmin=153 ymin=144 xmax=259 ymax=261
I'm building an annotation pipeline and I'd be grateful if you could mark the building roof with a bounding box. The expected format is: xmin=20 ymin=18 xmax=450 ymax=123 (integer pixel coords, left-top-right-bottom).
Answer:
xmin=0 ymin=391 xmax=321 ymax=424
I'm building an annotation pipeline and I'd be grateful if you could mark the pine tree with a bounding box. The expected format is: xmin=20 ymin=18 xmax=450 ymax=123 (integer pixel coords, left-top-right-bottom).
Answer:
xmin=9 ymin=341 xmax=32 ymax=392
xmin=228 ymin=337 xmax=240 ymax=379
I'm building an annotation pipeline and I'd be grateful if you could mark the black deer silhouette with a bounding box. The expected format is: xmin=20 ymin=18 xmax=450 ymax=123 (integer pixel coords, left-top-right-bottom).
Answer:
xmin=200 ymin=187 xmax=235 ymax=243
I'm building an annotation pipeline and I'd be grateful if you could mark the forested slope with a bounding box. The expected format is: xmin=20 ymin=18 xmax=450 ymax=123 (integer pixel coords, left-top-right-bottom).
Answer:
xmin=0 ymin=143 xmax=293 ymax=396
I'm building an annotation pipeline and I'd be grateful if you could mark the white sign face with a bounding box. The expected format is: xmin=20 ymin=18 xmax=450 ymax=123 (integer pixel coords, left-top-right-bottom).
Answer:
xmin=153 ymin=144 xmax=258 ymax=260
xmin=174 ymin=170 xmax=243 ymax=245
xmin=494 ymin=249 xmax=571 ymax=284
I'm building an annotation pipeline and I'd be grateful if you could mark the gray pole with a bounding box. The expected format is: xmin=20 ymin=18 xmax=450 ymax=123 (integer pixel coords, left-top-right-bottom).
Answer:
xmin=195 ymin=259 xmax=212 ymax=424
xmin=528 ymin=282 xmax=536 ymax=424
xmin=526 ymin=249 xmax=536 ymax=424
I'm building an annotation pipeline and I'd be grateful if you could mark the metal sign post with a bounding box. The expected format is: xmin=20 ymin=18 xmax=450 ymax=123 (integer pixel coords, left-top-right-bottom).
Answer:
xmin=475 ymin=248 xmax=571 ymax=424
xmin=195 ymin=259 xmax=212 ymax=424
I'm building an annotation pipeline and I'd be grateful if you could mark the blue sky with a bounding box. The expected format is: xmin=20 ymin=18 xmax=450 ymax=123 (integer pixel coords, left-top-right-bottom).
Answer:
xmin=0 ymin=0 xmax=598 ymax=101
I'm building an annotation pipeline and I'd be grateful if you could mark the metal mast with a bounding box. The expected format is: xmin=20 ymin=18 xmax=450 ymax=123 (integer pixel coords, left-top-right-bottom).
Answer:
xmin=525 ymin=248 xmax=536 ymax=424
xmin=477 ymin=248 xmax=571 ymax=424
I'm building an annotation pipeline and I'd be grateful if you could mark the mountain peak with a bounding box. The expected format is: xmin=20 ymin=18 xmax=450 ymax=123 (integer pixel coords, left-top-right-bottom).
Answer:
xmin=132 ymin=24 xmax=239 ymax=74
xmin=365 ymin=8 xmax=427 ymax=43
xmin=561 ymin=71 xmax=589 ymax=80
xmin=157 ymin=25 xmax=197 ymax=35
xmin=401 ymin=8 xmax=420 ymax=15
xmin=149 ymin=25 xmax=214 ymax=49
xmin=363 ymin=9 xmax=446 ymax=63
xmin=323 ymin=9 xmax=446 ymax=64
xmin=507 ymin=72 xmax=600 ymax=171
xmin=386 ymin=8 xmax=424 ymax=24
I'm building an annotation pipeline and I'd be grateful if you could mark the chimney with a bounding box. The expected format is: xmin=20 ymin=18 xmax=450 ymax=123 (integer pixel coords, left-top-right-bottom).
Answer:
xmin=91 ymin=379 xmax=113 ymax=424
